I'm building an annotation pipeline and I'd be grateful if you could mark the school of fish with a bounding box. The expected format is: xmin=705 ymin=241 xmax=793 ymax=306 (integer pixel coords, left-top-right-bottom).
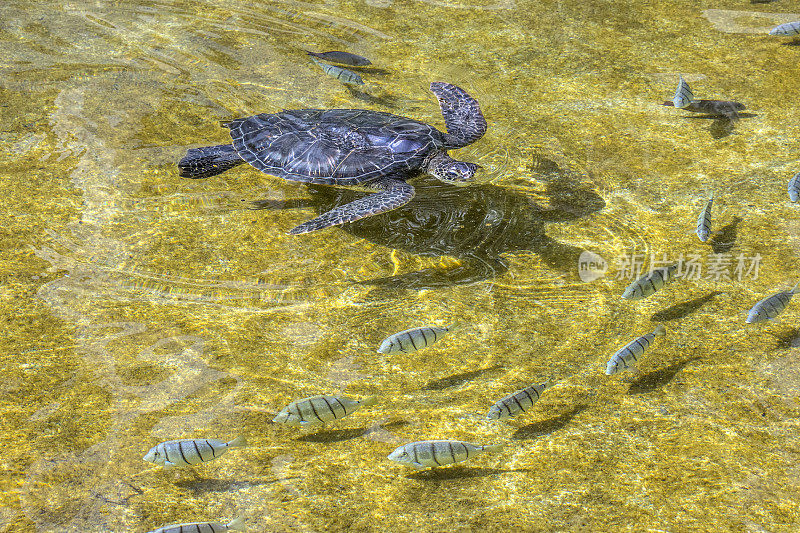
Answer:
xmin=143 ymin=19 xmax=800 ymax=529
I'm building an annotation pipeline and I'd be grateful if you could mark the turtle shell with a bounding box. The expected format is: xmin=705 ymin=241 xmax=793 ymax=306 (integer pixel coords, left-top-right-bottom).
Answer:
xmin=227 ymin=109 xmax=446 ymax=186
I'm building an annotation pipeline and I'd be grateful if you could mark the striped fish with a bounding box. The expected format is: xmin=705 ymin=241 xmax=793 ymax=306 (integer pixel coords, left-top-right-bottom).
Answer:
xmin=143 ymin=436 xmax=246 ymax=468
xmin=672 ymin=76 xmax=694 ymax=109
xmin=788 ymin=172 xmax=800 ymax=202
xmin=306 ymin=50 xmax=371 ymax=66
xmin=696 ymin=194 xmax=714 ymax=242
xmin=605 ymin=325 xmax=666 ymax=375
xmin=746 ymin=284 xmax=799 ymax=323
xmin=309 ymin=57 xmax=364 ymax=85
xmin=769 ymin=21 xmax=800 ymax=36
xmin=147 ymin=517 xmax=245 ymax=533
xmin=621 ymin=263 xmax=679 ymax=300
xmin=487 ymin=381 xmax=551 ymax=420
xmin=387 ymin=440 xmax=503 ymax=469
xmin=272 ymin=394 xmax=377 ymax=427
xmin=378 ymin=325 xmax=454 ymax=354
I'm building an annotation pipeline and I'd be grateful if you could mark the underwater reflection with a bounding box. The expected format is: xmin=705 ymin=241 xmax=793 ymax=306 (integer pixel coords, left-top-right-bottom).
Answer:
xmin=767 ymin=327 xmax=800 ymax=349
xmin=404 ymin=466 xmax=521 ymax=481
xmin=650 ymin=291 xmax=723 ymax=321
xmin=685 ymin=111 xmax=756 ymax=140
xmin=420 ymin=365 xmax=504 ymax=391
xmin=511 ymin=404 xmax=588 ymax=440
xmin=255 ymin=161 xmax=604 ymax=289
xmin=627 ymin=358 xmax=699 ymax=394
xmin=709 ymin=216 xmax=742 ymax=254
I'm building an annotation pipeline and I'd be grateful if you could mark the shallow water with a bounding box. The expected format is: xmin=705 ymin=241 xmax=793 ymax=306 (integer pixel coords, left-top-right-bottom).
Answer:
xmin=2 ymin=0 xmax=800 ymax=531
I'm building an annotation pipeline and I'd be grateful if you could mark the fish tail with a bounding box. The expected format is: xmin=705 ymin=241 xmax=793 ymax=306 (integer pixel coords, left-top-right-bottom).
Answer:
xmin=792 ymin=280 xmax=800 ymax=294
xmin=227 ymin=435 xmax=248 ymax=448
xmin=360 ymin=395 xmax=379 ymax=407
xmin=447 ymin=321 xmax=463 ymax=332
xmin=653 ymin=324 xmax=667 ymax=336
xmin=226 ymin=516 xmax=247 ymax=531
xmin=483 ymin=443 xmax=505 ymax=452
xmin=483 ymin=442 xmax=505 ymax=453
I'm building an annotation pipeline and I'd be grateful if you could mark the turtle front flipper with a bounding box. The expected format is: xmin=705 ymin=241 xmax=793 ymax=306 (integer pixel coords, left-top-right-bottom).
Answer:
xmin=289 ymin=178 xmax=414 ymax=235
xmin=178 ymin=144 xmax=245 ymax=179
xmin=430 ymin=82 xmax=487 ymax=149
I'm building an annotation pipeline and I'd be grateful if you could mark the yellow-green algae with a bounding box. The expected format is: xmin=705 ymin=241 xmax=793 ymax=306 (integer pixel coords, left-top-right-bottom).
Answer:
xmin=1 ymin=0 xmax=800 ymax=531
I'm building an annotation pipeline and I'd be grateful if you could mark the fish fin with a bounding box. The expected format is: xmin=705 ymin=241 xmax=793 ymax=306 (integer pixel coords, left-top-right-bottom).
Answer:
xmin=653 ymin=324 xmax=666 ymax=336
xmin=226 ymin=516 xmax=247 ymax=531
xmin=163 ymin=460 xmax=176 ymax=468
xmin=483 ymin=443 xmax=505 ymax=453
xmin=411 ymin=461 xmax=427 ymax=469
xmin=359 ymin=395 xmax=378 ymax=407
xmin=447 ymin=321 xmax=463 ymax=332
xmin=227 ymin=435 xmax=247 ymax=448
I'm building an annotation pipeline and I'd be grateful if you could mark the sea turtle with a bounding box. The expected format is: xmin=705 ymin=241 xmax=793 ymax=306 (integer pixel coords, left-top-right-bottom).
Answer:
xmin=178 ymin=82 xmax=487 ymax=234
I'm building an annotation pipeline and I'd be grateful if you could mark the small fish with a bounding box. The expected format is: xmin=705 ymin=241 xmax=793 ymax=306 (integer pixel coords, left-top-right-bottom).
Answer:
xmin=696 ymin=194 xmax=714 ymax=242
xmin=746 ymin=284 xmax=799 ymax=323
xmin=387 ymin=440 xmax=503 ymax=469
xmin=769 ymin=21 xmax=800 ymax=36
xmin=788 ymin=172 xmax=800 ymax=202
xmin=672 ymin=76 xmax=694 ymax=109
xmin=143 ymin=436 xmax=246 ymax=468
xmin=378 ymin=325 xmax=454 ymax=354
xmin=309 ymin=57 xmax=364 ymax=86
xmin=621 ymin=264 xmax=679 ymax=300
xmin=605 ymin=325 xmax=666 ymax=375
xmin=306 ymin=50 xmax=372 ymax=66
xmin=272 ymin=394 xmax=377 ymax=427
xmin=147 ymin=517 xmax=246 ymax=533
xmin=487 ymin=381 xmax=551 ymax=420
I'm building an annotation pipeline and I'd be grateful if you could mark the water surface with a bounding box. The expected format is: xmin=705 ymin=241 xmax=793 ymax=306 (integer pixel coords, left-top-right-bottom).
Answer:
xmin=2 ymin=0 xmax=800 ymax=531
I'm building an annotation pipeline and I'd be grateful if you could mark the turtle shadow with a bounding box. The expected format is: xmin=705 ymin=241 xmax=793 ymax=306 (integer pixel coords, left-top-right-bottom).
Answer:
xmin=420 ymin=365 xmax=504 ymax=391
xmin=259 ymin=156 xmax=604 ymax=289
xmin=650 ymin=291 xmax=723 ymax=321
xmin=627 ymin=358 xmax=699 ymax=394
xmin=511 ymin=404 xmax=588 ymax=440
xmin=404 ymin=466 xmax=524 ymax=481
xmin=709 ymin=216 xmax=742 ymax=253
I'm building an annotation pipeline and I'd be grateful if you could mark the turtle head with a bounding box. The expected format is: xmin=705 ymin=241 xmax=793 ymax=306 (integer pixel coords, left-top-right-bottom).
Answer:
xmin=427 ymin=152 xmax=480 ymax=184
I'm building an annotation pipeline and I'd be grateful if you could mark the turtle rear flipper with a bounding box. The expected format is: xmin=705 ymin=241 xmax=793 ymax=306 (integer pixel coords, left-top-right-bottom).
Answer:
xmin=289 ymin=177 xmax=414 ymax=235
xmin=430 ymin=82 xmax=487 ymax=149
xmin=178 ymin=144 xmax=244 ymax=179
